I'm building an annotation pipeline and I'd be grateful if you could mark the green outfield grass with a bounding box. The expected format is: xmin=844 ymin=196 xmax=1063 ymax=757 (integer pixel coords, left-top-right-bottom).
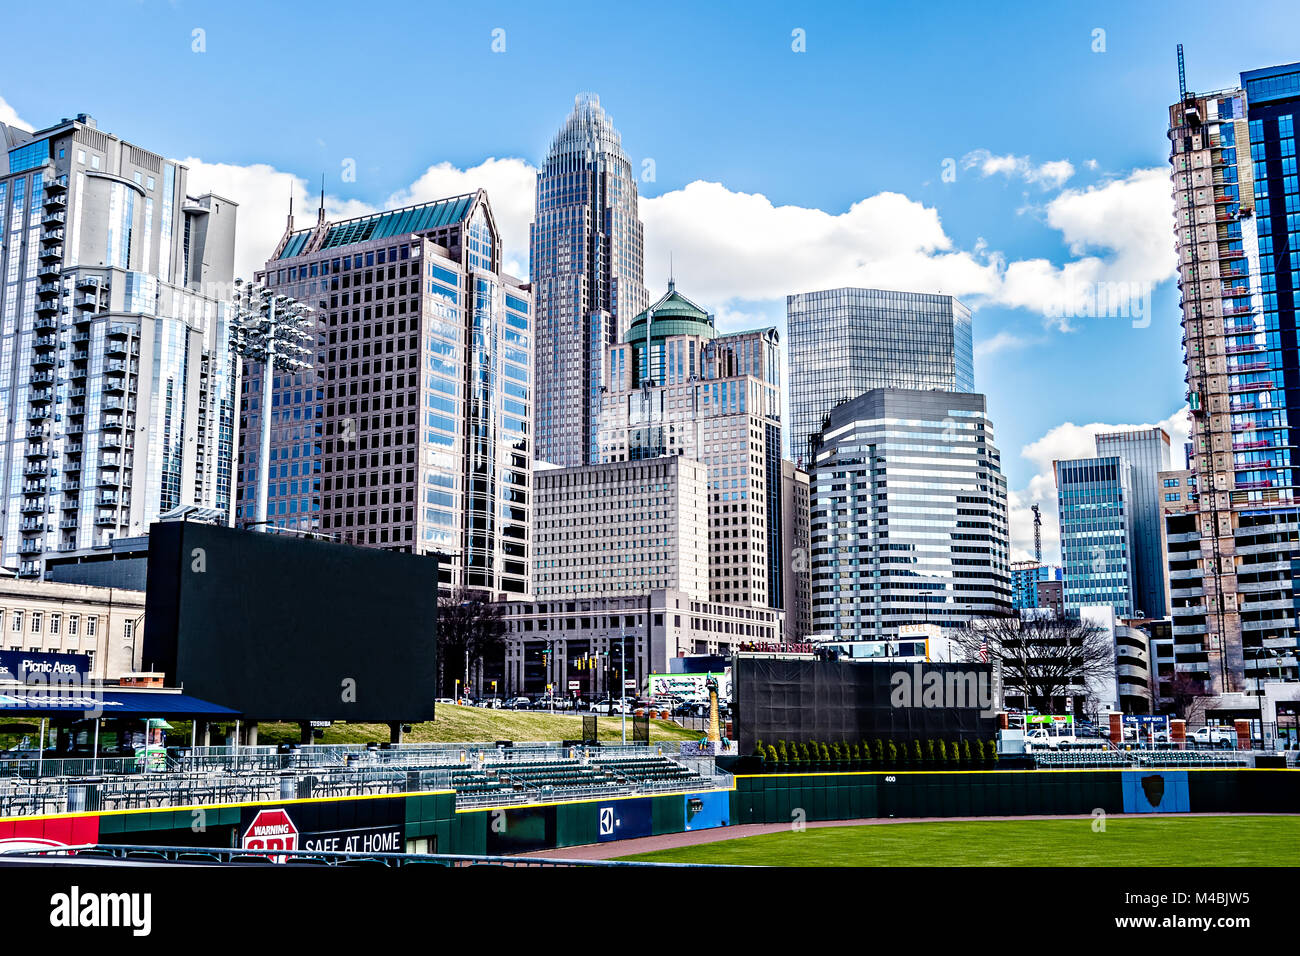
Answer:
xmin=618 ymin=815 xmax=1300 ymax=866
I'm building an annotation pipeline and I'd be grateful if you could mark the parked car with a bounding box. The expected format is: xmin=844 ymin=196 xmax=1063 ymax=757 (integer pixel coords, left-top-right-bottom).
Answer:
xmin=435 ymin=697 xmax=456 ymax=706
xmin=1191 ymin=726 xmax=1238 ymax=748
xmin=589 ymin=699 xmax=631 ymax=715
xmin=508 ymin=697 xmax=531 ymax=710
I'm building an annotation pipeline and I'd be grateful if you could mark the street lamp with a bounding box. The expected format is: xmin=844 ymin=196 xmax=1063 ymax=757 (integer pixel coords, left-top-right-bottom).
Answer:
xmin=229 ymin=279 xmax=316 ymax=533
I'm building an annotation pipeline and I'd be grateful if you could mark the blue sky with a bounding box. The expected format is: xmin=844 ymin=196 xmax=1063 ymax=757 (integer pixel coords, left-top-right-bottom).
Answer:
xmin=4 ymin=0 xmax=1300 ymax=558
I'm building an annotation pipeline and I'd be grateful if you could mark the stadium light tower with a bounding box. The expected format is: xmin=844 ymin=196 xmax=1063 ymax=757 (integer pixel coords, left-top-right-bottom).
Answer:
xmin=229 ymin=279 xmax=315 ymax=532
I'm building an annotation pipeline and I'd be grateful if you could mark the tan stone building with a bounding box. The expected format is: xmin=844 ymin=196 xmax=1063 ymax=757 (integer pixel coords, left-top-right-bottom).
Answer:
xmin=532 ymin=456 xmax=708 ymax=601
xmin=0 ymin=577 xmax=145 ymax=679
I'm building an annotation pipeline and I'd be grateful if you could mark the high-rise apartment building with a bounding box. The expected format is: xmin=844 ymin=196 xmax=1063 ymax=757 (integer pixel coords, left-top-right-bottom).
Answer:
xmin=532 ymin=456 xmax=708 ymax=601
xmin=787 ymin=288 xmax=973 ymax=462
xmin=531 ymin=94 xmax=648 ymax=468
xmin=781 ymin=460 xmax=812 ymax=642
xmin=1168 ymin=60 xmax=1300 ymax=692
xmin=808 ymin=388 xmax=1011 ymax=647
xmin=245 ymin=190 xmax=532 ymax=597
xmin=1095 ymin=427 xmax=1172 ymax=617
xmin=596 ymin=284 xmax=783 ymax=609
xmin=1056 ymin=456 xmax=1138 ymax=618
xmin=0 ymin=115 xmax=238 ymax=577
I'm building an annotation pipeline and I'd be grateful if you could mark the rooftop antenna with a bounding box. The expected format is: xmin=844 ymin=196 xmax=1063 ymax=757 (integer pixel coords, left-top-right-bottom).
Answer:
xmin=286 ymin=179 xmax=294 ymax=231
xmin=318 ymin=173 xmax=326 ymax=225
xmin=668 ymin=252 xmax=674 ymax=292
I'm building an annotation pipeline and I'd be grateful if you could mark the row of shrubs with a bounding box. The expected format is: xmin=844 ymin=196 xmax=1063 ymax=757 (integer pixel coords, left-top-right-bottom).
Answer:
xmin=754 ymin=738 xmax=999 ymax=770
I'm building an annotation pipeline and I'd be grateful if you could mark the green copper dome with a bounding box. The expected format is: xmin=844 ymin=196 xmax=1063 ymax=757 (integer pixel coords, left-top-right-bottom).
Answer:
xmin=625 ymin=282 xmax=715 ymax=343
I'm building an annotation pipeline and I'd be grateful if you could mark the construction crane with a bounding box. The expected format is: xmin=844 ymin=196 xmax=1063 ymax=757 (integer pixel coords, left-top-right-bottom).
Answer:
xmin=1031 ymin=504 xmax=1042 ymax=565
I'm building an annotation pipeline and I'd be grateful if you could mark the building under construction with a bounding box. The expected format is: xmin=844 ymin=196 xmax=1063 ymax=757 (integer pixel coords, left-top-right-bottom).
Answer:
xmin=1165 ymin=52 xmax=1300 ymax=698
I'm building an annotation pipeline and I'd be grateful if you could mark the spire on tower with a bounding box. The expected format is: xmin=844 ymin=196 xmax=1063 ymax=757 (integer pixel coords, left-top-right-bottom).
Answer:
xmin=318 ymin=173 xmax=326 ymax=225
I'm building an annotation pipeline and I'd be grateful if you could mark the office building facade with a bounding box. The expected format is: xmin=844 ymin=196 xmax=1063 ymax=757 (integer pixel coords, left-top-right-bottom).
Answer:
xmin=531 ymin=94 xmax=648 ymax=468
xmin=0 ymin=115 xmax=238 ymax=577
xmin=1094 ymin=427 xmax=1172 ymax=617
xmin=1169 ymin=61 xmax=1300 ymax=692
xmin=787 ymin=288 xmax=973 ymax=462
xmin=597 ymin=284 xmax=784 ymax=609
xmin=246 ymin=190 xmax=532 ymax=596
xmin=1056 ymin=456 xmax=1137 ymax=618
xmin=781 ymin=460 xmax=812 ymax=642
xmin=808 ymin=388 xmax=1011 ymax=647
xmin=532 ymin=456 xmax=708 ymax=601
xmin=1010 ymin=561 xmax=1062 ymax=611
xmin=501 ymin=589 xmax=781 ymax=696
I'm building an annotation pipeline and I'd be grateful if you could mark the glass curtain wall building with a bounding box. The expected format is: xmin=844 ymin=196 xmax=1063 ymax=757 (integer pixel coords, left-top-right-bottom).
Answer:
xmin=787 ymin=288 xmax=973 ymax=463
xmin=1168 ymin=60 xmax=1300 ymax=691
xmin=531 ymin=94 xmax=648 ymax=468
xmin=1055 ymin=456 xmax=1137 ymax=618
xmin=1094 ymin=427 xmax=1172 ymax=617
xmin=808 ymin=388 xmax=1011 ymax=646
xmin=246 ymin=190 xmax=532 ymax=597
xmin=0 ymin=115 xmax=237 ymax=576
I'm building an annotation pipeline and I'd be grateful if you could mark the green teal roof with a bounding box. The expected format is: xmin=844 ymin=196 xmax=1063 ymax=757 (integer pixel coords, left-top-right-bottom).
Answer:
xmin=626 ymin=284 xmax=715 ymax=340
xmin=277 ymin=193 xmax=477 ymax=260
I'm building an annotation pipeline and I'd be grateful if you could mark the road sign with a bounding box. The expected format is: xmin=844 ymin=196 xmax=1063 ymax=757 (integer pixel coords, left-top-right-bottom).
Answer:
xmin=568 ymin=680 xmax=580 ymax=690
xmin=624 ymin=679 xmax=635 ymax=689
xmin=243 ymin=808 xmax=299 ymax=863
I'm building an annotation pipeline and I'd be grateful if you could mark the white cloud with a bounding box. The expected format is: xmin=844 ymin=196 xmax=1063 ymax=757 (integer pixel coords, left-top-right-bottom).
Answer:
xmin=176 ymin=152 xmax=1175 ymax=351
xmin=0 ymin=96 xmax=33 ymax=133
xmin=180 ymin=157 xmax=536 ymax=283
xmin=974 ymin=330 xmax=1031 ymax=359
xmin=962 ymin=150 xmax=1075 ymax=188
xmin=1009 ymin=407 xmax=1191 ymax=563
xmin=387 ymin=157 xmax=535 ymax=278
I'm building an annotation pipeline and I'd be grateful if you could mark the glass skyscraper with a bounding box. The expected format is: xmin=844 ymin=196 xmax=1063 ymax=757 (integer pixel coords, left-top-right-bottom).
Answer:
xmin=531 ymin=94 xmax=648 ymax=468
xmin=787 ymin=288 xmax=974 ymax=463
xmin=808 ymin=388 xmax=1010 ymax=645
xmin=246 ymin=190 xmax=532 ymax=597
xmin=1094 ymin=427 xmax=1171 ymax=617
xmin=0 ymin=115 xmax=237 ymax=576
xmin=1055 ymin=456 xmax=1136 ymax=618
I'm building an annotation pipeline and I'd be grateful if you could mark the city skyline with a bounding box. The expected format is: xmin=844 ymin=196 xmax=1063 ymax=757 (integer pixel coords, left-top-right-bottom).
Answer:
xmin=9 ymin=1 xmax=1300 ymax=564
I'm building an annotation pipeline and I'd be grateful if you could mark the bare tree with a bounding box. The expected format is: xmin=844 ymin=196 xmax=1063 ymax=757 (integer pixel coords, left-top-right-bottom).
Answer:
xmin=1164 ymin=672 xmax=1211 ymax=725
xmin=951 ymin=614 xmax=1115 ymax=713
xmin=436 ymin=588 xmax=506 ymax=697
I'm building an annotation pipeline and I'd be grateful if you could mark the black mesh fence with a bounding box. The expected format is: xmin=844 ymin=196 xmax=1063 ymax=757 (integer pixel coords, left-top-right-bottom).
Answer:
xmin=734 ymin=658 xmax=996 ymax=753
xmin=582 ymin=715 xmax=597 ymax=744
xmin=632 ymin=715 xmax=649 ymax=743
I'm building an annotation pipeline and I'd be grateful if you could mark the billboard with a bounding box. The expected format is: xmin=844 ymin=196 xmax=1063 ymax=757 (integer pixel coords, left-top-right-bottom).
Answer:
xmin=649 ymin=672 xmax=730 ymax=701
xmin=733 ymin=658 xmax=997 ymax=752
xmin=142 ymin=522 xmax=438 ymax=721
xmin=239 ymin=796 xmax=406 ymax=861
xmin=0 ymin=651 xmax=90 ymax=685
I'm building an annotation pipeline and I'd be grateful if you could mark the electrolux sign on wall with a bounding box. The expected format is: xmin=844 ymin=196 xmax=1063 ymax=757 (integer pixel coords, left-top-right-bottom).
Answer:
xmin=0 ymin=651 xmax=90 ymax=684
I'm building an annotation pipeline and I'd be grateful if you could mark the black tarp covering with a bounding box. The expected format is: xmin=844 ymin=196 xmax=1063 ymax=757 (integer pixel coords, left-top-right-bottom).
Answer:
xmin=734 ymin=658 xmax=996 ymax=752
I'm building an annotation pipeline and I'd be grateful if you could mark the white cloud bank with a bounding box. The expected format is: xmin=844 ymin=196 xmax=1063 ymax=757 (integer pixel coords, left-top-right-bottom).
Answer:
xmin=0 ymin=96 xmax=33 ymax=132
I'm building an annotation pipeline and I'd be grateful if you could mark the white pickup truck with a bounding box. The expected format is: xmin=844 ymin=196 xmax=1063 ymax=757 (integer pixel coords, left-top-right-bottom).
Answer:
xmin=1024 ymin=728 xmax=1076 ymax=751
xmin=1190 ymin=726 xmax=1238 ymax=747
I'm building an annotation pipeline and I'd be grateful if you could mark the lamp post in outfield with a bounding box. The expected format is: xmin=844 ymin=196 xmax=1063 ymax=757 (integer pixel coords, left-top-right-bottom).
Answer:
xmin=229 ymin=279 xmax=315 ymax=532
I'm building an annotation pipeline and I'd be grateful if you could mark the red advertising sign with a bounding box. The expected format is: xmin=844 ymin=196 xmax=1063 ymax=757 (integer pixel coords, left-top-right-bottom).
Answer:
xmin=242 ymin=808 xmax=299 ymax=863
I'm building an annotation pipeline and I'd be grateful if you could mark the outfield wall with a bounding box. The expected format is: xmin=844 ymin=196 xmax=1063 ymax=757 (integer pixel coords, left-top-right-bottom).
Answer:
xmin=0 ymin=769 xmax=1295 ymax=858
